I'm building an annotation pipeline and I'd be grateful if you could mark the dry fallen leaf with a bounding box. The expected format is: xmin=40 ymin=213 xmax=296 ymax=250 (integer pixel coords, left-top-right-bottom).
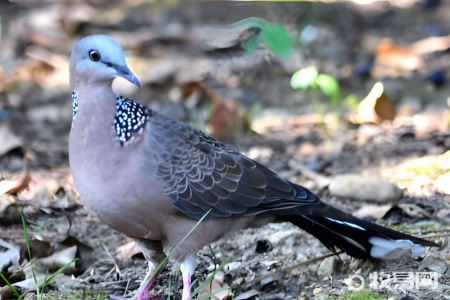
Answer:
xmin=11 ymin=275 xmax=47 ymax=294
xmin=19 ymin=240 xmax=52 ymax=264
xmin=37 ymin=245 xmax=77 ymax=273
xmin=116 ymin=240 xmax=142 ymax=261
xmin=372 ymin=38 xmax=424 ymax=78
xmin=0 ymin=153 xmax=32 ymax=215
xmin=0 ymin=239 xmax=21 ymax=271
xmin=0 ymin=150 xmax=32 ymax=197
xmin=14 ymin=167 xmax=78 ymax=212
xmin=349 ymin=82 xmax=396 ymax=125
xmin=0 ymin=124 xmax=22 ymax=157
xmin=195 ymin=271 xmax=231 ymax=300
xmin=180 ymin=81 xmax=245 ymax=141
xmin=0 ymin=173 xmax=31 ymax=197
xmin=0 ymin=285 xmax=15 ymax=300
xmin=208 ymin=97 xmax=239 ymax=141
xmin=25 ymin=46 xmax=69 ymax=89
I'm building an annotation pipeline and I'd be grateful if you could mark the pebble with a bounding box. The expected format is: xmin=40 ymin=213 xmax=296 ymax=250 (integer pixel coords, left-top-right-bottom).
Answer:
xmin=328 ymin=174 xmax=403 ymax=203
xmin=317 ymin=256 xmax=337 ymax=280
xmin=312 ymin=287 xmax=322 ymax=296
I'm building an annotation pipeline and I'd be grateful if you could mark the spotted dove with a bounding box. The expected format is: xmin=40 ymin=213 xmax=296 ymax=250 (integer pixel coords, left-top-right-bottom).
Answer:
xmin=69 ymin=35 xmax=438 ymax=300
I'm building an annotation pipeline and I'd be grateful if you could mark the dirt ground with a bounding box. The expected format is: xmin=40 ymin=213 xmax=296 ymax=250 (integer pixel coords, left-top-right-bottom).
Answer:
xmin=1 ymin=1 xmax=450 ymax=299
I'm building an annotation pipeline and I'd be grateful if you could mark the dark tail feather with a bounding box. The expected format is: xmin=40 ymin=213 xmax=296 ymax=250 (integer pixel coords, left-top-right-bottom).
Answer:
xmin=279 ymin=202 xmax=439 ymax=259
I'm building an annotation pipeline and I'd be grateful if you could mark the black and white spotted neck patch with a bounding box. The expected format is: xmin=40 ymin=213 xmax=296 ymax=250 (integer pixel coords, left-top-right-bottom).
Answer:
xmin=72 ymin=90 xmax=79 ymax=123
xmin=114 ymin=95 xmax=150 ymax=145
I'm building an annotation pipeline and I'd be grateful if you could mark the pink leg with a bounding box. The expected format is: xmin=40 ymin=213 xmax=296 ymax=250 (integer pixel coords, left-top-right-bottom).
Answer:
xmin=181 ymin=271 xmax=192 ymax=300
xmin=110 ymin=262 xmax=160 ymax=300
xmin=136 ymin=263 xmax=160 ymax=300
xmin=180 ymin=254 xmax=197 ymax=300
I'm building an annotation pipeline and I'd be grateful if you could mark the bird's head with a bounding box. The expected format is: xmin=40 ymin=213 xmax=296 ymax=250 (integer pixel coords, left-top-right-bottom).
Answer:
xmin=70 ymin=35 xmax=140 ymax=88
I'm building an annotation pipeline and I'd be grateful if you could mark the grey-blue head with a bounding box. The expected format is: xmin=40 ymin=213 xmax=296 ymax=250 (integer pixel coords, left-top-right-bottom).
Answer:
xmin=70 ymin=35 xmax=140 ymax=88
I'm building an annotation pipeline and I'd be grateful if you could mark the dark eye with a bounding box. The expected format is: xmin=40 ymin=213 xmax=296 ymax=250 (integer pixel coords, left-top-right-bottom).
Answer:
xmin=89 ymin=50 xmax=101 ymax=61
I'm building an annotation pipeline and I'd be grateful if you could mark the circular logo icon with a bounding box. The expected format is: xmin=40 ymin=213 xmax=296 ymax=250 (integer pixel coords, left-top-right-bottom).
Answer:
xmin=344 ymin=274 xmax=365 ymax=291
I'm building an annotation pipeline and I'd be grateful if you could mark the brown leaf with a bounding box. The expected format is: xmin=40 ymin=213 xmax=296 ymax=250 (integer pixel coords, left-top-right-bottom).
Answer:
xmin=208 ymin=97 xmax=239 ymax=141
xmin=181 ymin=81 xmax=211 ymax=108
xmin=25 ymin=46 xmax=69 ymax=89
xmin=19 ymin=240 xmax=52 ymax=264
xmin=372 ymin=38 xmax=424 ymax=78
xmin=349 ymin=82 xmax=396 ymax=124
xmin=37 ymin=246 xmax=77 ymax=273
xmin=115 ymin=240 xmax=142 ymax=261
xmin=1 ymin=174 xmax=31 ymax=196
xmin=0 ymin=285 xmax=14 ymax=300
xmin=0 ymin=239 xmax=21 ymax=271
xmin=0 ymin=150 xmax=32 ymax=197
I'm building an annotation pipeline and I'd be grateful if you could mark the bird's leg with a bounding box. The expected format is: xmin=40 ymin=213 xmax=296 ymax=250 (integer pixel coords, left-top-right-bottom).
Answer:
xmin=135 ymin=261 xmax=160 ymax=300
xmin=110 ymin=261 xmax=161 ymax=300
xmin=128 ymin=239 xmax=166 ymax=299
xmin=180 ymin=254 xmax=197 ymax=300
xmin=181 ymin=271 xmax=192 ymax=300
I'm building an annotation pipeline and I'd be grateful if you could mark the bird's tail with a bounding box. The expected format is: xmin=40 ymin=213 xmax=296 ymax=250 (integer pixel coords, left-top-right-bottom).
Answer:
xmin=278 ymin=202 xmax=438 ymax=259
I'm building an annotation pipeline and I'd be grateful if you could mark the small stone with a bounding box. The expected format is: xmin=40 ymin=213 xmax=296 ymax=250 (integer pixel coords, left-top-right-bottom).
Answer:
xmin=312 ymin=288 xmax=322 ymax=296
xmin=317 ymin=256 xmax=337 ymax=280
xmin=328 ymin=174 xmax=403 ymax=203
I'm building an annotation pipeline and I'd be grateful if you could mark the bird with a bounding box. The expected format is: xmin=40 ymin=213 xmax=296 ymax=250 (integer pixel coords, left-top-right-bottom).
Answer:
xmin=69 ymin=35 xmax=439 ymax=300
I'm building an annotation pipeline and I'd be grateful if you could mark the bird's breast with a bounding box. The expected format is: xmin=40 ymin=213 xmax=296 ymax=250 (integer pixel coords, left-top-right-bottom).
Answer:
xmin=69 ymin=116 xmax=167 ymax=239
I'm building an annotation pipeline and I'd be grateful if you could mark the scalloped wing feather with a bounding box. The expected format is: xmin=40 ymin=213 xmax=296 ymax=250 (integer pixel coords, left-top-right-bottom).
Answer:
xmin=147 ymin=113 xmax=318 ymax=219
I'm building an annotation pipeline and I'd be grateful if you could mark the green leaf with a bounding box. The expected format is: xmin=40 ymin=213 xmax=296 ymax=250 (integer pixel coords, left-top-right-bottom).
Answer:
xmin=290 ymin=66 xmax=318 ymax=90
xmin=232 ymin=17 xmax=266 ymax=30
xmin=244 ymin=35 xmax=261 ymax=54
xmin=316 ymin=73 xmax=340 ymax=105
xmin=261 ymin=23 xmax=293 ymax=57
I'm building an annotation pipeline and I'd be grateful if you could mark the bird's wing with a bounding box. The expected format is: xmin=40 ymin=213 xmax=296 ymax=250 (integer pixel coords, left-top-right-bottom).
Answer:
xmin=147 ymin=113 xmax=319 ymax=219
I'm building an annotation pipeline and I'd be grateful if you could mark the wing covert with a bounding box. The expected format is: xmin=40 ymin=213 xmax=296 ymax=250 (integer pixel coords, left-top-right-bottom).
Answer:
xmin=147 ymin=113 xmax=318 ymax=219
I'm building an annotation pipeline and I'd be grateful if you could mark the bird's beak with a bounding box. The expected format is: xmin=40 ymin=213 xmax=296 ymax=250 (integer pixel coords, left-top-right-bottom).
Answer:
xmin=116 ymin=65 xmax=141 ymax=87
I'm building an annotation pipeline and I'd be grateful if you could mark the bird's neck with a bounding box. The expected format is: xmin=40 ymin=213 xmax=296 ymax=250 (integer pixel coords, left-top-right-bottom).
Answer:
xmin=72 ymin=85 xmax=116 ymax=127
xmin=70 ymin=84 xmax=151 ymax=147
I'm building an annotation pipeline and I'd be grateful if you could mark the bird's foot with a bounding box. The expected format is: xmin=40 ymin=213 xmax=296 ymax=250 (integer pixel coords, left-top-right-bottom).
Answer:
xmin=110 ymin=263 xmax=161 ymax=300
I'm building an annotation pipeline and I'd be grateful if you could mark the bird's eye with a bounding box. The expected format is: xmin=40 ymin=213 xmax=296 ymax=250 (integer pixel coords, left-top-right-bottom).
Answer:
xmin=89 ymin=50 xmax=101 ymax=62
